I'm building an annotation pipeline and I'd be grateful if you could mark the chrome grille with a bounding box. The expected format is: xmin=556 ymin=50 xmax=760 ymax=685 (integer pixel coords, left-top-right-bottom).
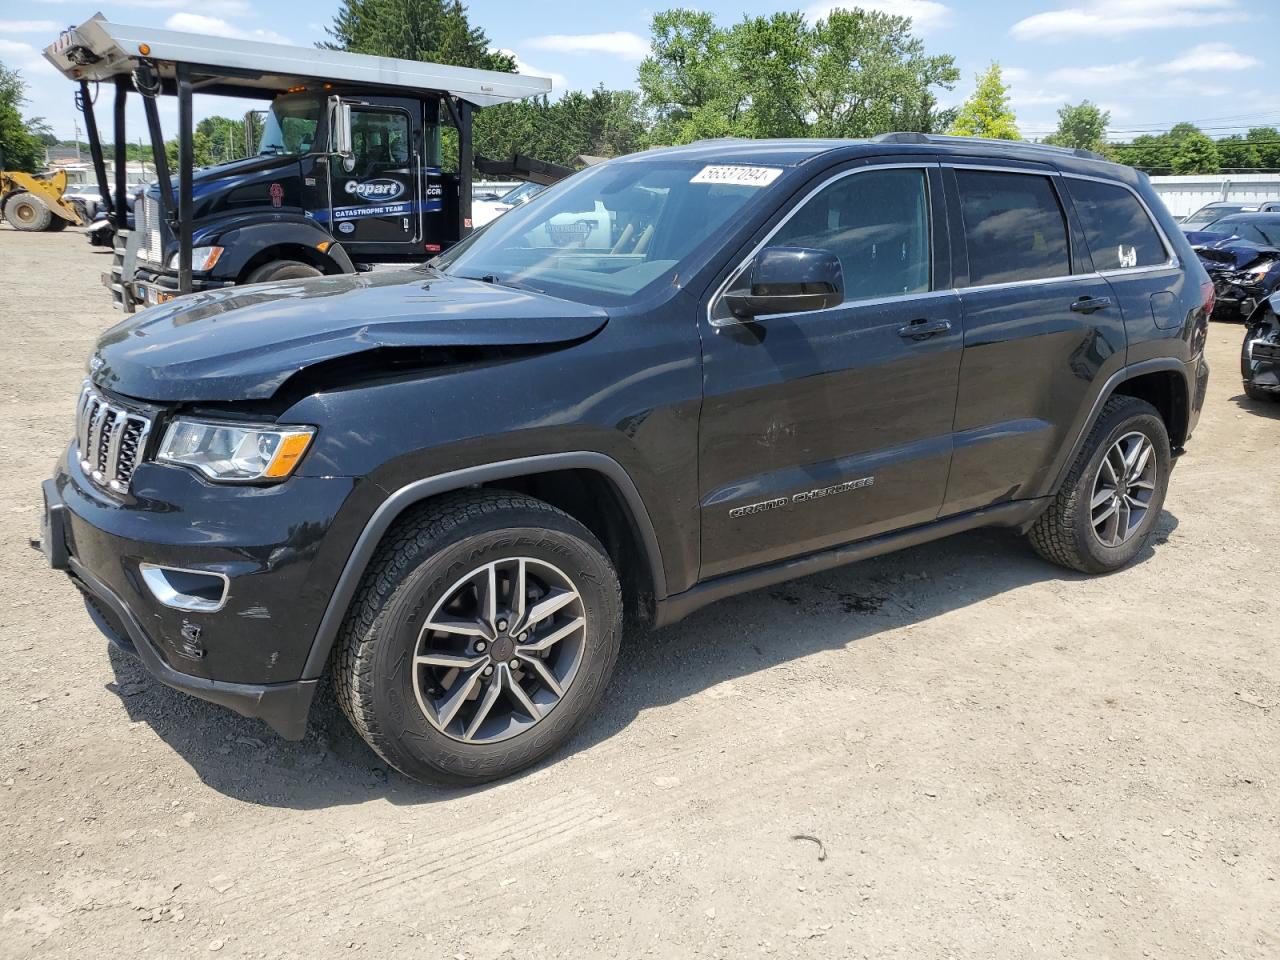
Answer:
xmin=142 ymin=195 xmax=162 ymax=264
xmin=75 ymin=383 xmax=153 ymax=494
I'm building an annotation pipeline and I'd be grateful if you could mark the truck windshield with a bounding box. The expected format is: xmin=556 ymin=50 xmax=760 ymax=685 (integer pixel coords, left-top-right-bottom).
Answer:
xmin=434 ymin=159 xmax=783 ymax=305
xmin=259 ymin=94 xmax=323 ymax=156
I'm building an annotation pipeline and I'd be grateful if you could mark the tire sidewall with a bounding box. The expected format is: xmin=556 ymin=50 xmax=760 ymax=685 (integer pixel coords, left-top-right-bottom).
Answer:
xmin=247 ymin=260 xmax=322 ymax=283
xmin=1070 ymin=407 xmax=1171 ymax=571
xmin=365 ymin=521 xmax=621 ymax=784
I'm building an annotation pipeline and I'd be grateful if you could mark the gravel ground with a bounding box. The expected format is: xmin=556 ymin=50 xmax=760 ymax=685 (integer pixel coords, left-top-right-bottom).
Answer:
xmin=1 ymin=224 xmax=1277 ymax=959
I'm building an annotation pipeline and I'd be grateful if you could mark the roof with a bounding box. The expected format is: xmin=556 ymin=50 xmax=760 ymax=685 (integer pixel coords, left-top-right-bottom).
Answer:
xmin=624 ymin=135 xmax=1129 ymax=180
xmin=43 ymin=15 xmax=550 ymax=107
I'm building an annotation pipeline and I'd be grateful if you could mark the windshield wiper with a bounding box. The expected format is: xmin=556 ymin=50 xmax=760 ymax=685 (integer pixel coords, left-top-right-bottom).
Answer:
xmin=459 ymin=273 xmax=541 ymax=293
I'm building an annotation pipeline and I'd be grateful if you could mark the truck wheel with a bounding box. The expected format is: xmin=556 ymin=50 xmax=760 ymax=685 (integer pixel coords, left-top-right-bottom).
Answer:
xmin=245 ymin=259 xmax=322 ymax=283
xmin=332 ymin=490 xmax=623 ymax=786
xmin=4 ymin=193 xmax=53 ymax=232
xmin=1028 ymin=396 xmax=1171 ymax=574
xmin=46 ymin=216 xmax=70 ymax=232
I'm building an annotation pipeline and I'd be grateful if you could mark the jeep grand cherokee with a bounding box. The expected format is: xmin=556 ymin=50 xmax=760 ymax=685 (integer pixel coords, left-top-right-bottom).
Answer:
xmin=42 ymin=134 xmax=1211 ymax=785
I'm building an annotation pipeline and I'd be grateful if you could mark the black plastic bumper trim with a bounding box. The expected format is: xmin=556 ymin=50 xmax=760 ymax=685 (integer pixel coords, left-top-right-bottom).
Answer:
xmin=68 ymin=557 xmax=317 ymax=740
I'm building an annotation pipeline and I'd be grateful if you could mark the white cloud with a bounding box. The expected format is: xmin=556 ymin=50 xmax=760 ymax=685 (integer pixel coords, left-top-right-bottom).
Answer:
xmin=0 ymin=20 xmax=58 ymax=33
xmin=1157 ymin=42 xmax=1258 ymax=74
xmin=494 ymin=49 xmax=567 ymax=96
xmin=524 ymin=31 xmax=648 ymax=60
xmin=1045 ymin=43 xmax=1257 ymax=89
xmin=806 ymin=1 xmax=952 ymax=32
xmin=1011 ymin=0 xmax=1244 ymax=41
xmin=162 ymin=13 xmax=290 ymax=45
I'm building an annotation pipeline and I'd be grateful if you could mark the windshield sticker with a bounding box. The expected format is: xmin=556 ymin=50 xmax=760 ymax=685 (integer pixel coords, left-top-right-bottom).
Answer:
xmin=690 ymin=165 xmax=783 ymax=187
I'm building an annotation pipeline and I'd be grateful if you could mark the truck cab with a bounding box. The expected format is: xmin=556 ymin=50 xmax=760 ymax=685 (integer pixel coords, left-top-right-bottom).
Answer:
xmin=42 ymin=15 xmax=553 ymax=311
xmin=128 ymin=89 xmax=458 ymax=305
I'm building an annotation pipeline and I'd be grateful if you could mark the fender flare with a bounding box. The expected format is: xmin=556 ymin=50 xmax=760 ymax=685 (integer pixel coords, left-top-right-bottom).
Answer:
xmin=204 ymin=219 xmax=355 ymax=281
xmin=1048 ymin=357 xmax=1192 ymax=496
xmin=299 ymin=452 xmax=667 ymax=680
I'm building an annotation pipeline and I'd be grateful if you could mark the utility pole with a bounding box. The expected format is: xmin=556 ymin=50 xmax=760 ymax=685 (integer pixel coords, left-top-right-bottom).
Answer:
xmin=74 ymin=119 xmax=83 ymax=161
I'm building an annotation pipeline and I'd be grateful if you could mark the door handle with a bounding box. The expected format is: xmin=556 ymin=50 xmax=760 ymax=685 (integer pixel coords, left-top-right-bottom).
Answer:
xmin=1071 ymin=295 xmax=1112 ymax=314
xmin=897 ymin=318 xmax=952 ymax=340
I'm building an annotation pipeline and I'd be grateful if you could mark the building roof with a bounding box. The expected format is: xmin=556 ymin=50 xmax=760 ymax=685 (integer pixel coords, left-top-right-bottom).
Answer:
xmin=43 ymin=15 xmax=550 ymax=107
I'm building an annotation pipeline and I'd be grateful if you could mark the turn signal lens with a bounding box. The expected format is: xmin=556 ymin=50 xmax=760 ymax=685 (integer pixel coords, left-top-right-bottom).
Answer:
xmin=263 ymin=432 xmax=314 ymax=479
xmin=138 ymin=43 xmax=151 ymax=56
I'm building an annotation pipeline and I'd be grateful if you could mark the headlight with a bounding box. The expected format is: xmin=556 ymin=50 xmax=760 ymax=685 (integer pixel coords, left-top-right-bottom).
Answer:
xmin=167 ymin=246 xmax=224 ymax=272
xmin=157 ymin=418 xmax=315 ymax=482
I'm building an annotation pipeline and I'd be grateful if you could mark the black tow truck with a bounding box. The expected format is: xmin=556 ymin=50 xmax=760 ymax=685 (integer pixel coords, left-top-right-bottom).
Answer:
xmin=43 ymin=16 xmax=571 ymax=311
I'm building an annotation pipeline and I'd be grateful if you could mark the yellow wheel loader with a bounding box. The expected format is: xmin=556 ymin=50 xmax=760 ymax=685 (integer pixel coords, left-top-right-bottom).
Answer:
xmin=0 ymin=169 xmax=84 ymax=232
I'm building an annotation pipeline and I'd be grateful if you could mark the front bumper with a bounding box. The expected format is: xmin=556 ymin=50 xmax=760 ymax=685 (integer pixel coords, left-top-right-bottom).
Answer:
xmin=128 ymin=265 xmax=235 ymax=307
xmin=1243 ymin=334 xmax=1280 ymax=392
xmin=44 ymin=449 xmax=358 ymax=739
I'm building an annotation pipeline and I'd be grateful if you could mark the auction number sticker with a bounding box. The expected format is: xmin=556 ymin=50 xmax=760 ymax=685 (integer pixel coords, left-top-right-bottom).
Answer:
xmin=690 ymin=165 xmax=783 ymax=187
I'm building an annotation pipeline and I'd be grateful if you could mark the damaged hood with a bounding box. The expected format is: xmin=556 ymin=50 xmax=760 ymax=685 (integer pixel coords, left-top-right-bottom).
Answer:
xmin=90 ymin=268 xmax=608 ymax=402
xmin=1186 ymin=232 xmax=1280 ymax=272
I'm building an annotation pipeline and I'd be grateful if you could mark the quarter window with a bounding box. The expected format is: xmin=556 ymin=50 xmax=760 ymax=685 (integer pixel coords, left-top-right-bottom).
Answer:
xmin=956 ymin=170 xmax=1070 ymax=286
xmin=766 ymin=168 xmax=931 ymax=303
xmin=1068 ymin=178 xmax=1167 ymax=270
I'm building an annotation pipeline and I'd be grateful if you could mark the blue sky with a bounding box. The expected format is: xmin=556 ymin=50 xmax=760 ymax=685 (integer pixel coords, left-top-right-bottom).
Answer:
xmin=2 ymin=0 xmax=1276 ymax=142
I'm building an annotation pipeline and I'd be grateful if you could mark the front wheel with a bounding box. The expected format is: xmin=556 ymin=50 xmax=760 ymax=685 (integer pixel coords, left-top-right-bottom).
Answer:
xmin=3 ymin=193 xmax=52 ymax=231
xmin=332 ymin=490 xmax=623 ymax=786
xmin=1028 ymin=396 xmax=1171 ymax=574
xmin=244 ymin=259 xmax=322 ymax=283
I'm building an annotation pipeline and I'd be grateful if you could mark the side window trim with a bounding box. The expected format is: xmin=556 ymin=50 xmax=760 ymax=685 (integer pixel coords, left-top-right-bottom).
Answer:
xmin=945 ymin=162 xmax=1078 ymax=291
xmin=707 ymin=161 xmax=942 ymax=327
xmin=1060 ymin=172 xmax=1179 ymax=275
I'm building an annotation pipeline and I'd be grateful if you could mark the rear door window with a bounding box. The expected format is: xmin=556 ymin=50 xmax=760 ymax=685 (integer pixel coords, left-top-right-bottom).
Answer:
xmin=956 ymin=169 xmax=1070 ymax=286
xmin=1068 ymin=178 xmax=1168 ymax=270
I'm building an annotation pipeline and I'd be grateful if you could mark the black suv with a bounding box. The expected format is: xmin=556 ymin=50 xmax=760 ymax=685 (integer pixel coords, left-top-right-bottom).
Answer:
xmin=42 ymin=134 xmax=1211 ymax=785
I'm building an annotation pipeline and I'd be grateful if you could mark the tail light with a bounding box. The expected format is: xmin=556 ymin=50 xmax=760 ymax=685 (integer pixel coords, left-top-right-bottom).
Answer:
xmin=1200 ymin=279 xmax=1216 ymax=318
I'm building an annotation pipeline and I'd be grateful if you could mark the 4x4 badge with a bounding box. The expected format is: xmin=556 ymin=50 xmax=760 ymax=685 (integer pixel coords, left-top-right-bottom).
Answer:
xmin=730 ymin=476 xmax=874 ymax=518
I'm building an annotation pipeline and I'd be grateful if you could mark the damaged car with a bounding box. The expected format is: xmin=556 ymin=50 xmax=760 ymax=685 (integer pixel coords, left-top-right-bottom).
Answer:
xmin=1242 ymin=296 xmax=1280 ymax=401
xmin=1185 ymin=213 xmax=1280 ymax=322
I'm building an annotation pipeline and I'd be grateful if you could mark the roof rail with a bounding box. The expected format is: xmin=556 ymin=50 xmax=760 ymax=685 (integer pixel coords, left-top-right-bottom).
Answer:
xmin=871 ymin=132 xmax=1106 ymax=162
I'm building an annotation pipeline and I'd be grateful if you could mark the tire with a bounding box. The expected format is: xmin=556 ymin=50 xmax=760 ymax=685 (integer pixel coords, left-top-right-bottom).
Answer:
xmin=1244 ymin=381 xmax=1279 ymax=402
xmin=46 ymin=215 xmax=70 ymax=232
xmin=4 ymin=193 xmax=53 ymax=232
xmin=1028 ymin=395 xmax=1171 ymax=574
xmin=331 ymin=490 xmax=623 ymax=786
xmin=245 ymin=259 xmax=322 ymax=283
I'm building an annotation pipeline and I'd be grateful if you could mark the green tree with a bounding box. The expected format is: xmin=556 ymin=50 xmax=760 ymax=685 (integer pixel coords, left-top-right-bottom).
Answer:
xmin=1247 ymin=126 xmax=1280 ymax=169
xmin=323 ymin=0 xmax=513 ymax=72
xmin=1217 ymin=134 xmax=1261 ymax=170
xmin=1169 ymin=127 xmax=1220 ymax=175
xmin=474 ymin=87 xmax=647 ymax=166
xmin=638 ymin=7 xmax=957 ymax=145
xmin=1043 ymin=100 xmax=1109 ymax=152
xmin=0 ymin=62 xmax=50 ymax=172
xmin=947 ymin=62 xmax=1019 ymax=140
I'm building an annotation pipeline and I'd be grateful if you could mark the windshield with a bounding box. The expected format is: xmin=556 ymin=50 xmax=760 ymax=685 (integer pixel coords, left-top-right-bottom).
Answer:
xmin=259 ymin=94 xmax=323 ymax=156
xmin=436 ymin=159 xmax=782 ymax=304
xmin=1184 ymin=204 xmax=1244 ymax=228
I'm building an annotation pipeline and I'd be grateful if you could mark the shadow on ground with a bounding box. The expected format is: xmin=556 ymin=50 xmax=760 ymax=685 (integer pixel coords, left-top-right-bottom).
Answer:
xmin=1230 ymin=391 xmax=1280 ymax=420
xmin=106 ymin=510 xmax=1179 ymax=808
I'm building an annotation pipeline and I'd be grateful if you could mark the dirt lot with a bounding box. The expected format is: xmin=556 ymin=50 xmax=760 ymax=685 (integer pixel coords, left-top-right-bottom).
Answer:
xmin=0 ymin=223 xmax=1277 ymax=959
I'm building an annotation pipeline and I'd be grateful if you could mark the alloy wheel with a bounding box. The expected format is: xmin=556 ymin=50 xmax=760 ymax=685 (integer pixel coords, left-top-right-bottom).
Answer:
xmin=412 ymin=557 xmax=587 ymax=744
xmin=1090 ymin=431 xmax=1157 ymax=548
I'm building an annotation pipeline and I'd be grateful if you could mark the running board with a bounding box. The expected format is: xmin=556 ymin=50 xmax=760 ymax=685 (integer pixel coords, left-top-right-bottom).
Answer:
xmin=653 ymin=498 xmax=1050 ymax=627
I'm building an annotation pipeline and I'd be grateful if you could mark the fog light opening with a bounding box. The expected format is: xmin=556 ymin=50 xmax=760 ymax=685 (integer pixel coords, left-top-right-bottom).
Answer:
xmin=139 ymin=564 xmax=229 ymax=612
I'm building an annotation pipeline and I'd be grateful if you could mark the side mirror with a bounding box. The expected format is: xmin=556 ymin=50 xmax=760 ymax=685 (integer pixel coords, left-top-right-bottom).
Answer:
xmin=722 ymin=246 xmax=844 ymax=320
xmin=328 ymin=96 xmax=353 ymax=160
